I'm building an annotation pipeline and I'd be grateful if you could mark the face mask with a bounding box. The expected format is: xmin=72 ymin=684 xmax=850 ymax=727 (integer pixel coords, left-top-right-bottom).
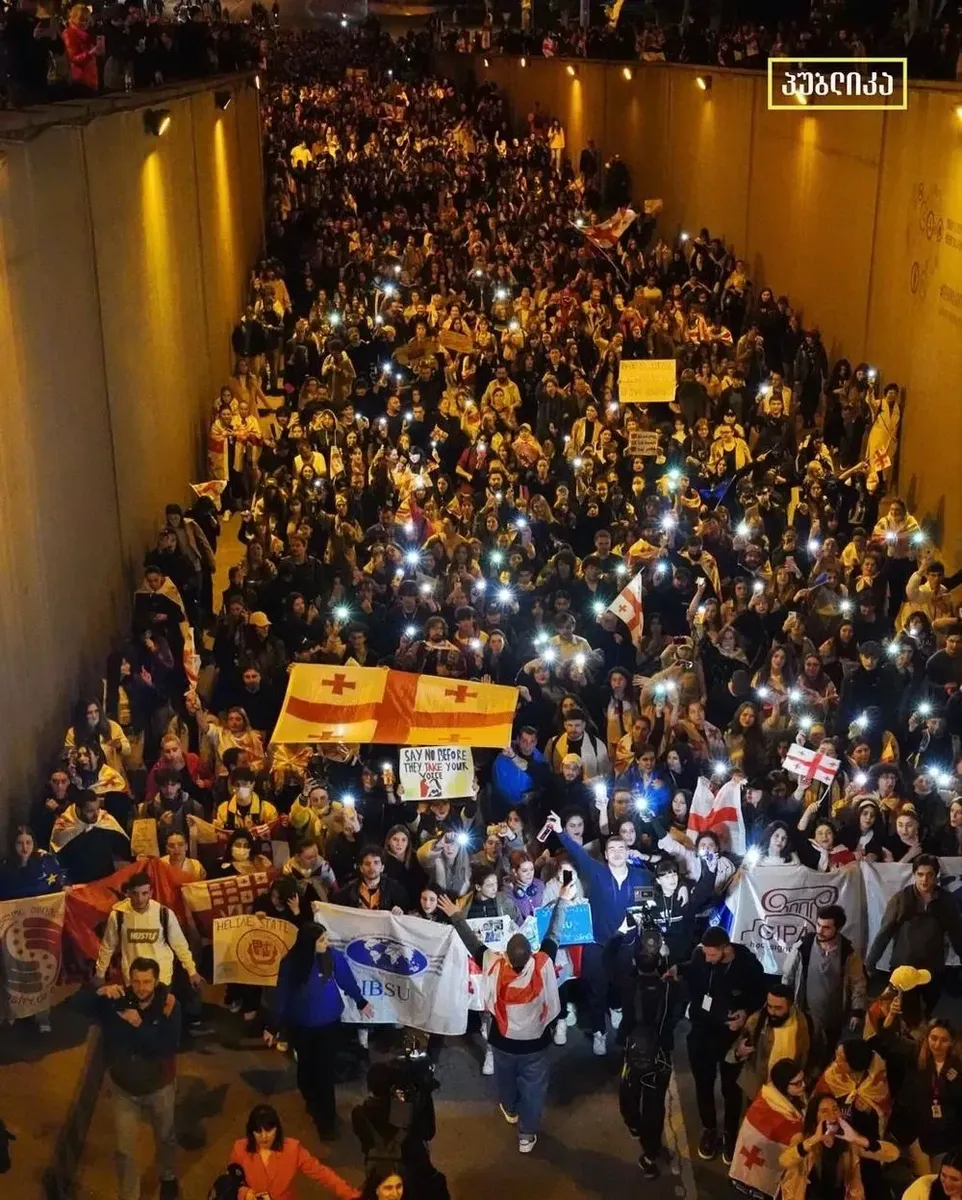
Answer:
xmin=88 ymin=715 xmax=99 ymax=728
xmin=236 ymin=786 xmax=252 ymax=801
xmin=231 ymin=846 xmax=250 ymax=862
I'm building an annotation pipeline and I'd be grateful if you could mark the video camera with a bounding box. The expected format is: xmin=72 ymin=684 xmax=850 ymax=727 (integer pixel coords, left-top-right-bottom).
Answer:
xmin=367 ymin=1044 xmax=439 ymax=1138
xmin=626 ymin=885 xmax=660 ymax=930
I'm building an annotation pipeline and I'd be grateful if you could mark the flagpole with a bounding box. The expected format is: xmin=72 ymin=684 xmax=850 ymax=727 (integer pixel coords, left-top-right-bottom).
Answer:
xmin=569 ymin=220 xmax=629 ymax=286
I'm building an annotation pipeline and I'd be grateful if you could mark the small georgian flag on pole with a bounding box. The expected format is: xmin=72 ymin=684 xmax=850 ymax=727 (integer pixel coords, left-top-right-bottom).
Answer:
xmin=607 ymin=570 xmax=644 ymax=647
xmin=782 ymin=742 xmax=840 ymax=786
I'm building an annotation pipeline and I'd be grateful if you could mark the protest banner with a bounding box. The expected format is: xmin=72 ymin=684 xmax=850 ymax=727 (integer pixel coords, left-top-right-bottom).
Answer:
xmin=862 ymin=857 xmax=962 ymax=968
xmin=272 ymin=665 xmax=518 ymax=748
xmin=728 ymin=862 xmax=865 ymax=974
xmin=534 ymin=900 xmax=594 ymax=946
xmin=627 ymin=430 xmax=660 ymax=457
xmin=438 ymin=330 xmax=475 ymax=355
xmin=212 ymin=914 xmax=297 ymax=986
xmin=315 ymin=903 xmax=470 ymax=1035
xmin=182 ymin=871 xmax=274 ymax=941
xmin=400 ymin=746 xmax=474 ymax=801
xmin=130 ymin=817 xmax=160 ymax=859
xmin=0 ymin=892 xmax=66 ymax=1019
xmin=620 ymin=358 xmax=677 ymax=404
xmin=466 ymin=915 xmax=511 ymax=952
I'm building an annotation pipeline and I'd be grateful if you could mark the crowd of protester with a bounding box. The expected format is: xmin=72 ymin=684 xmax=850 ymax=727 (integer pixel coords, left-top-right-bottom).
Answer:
xmin=0 ymin=0 xmax=268 ymax=107
xmin=443 ymin=0 xmax=962 ymax=82
xmin=6 ymin=13 xmax=962 ymax=1200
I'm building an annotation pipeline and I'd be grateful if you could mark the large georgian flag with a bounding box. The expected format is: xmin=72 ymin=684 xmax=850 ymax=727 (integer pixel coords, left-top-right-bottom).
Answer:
xmin=270 ymin=665 xmax=518 ymax=748
xmin=729 ymin=1083 xmax=803 ymax=1199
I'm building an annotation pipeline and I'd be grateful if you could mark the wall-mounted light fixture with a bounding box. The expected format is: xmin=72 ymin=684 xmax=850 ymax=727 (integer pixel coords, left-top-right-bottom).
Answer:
xmin=143 ymin=108 xmax=171 ymax=137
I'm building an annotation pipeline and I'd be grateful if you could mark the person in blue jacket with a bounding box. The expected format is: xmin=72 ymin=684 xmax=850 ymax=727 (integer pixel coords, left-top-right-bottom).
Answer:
xmin=275 ymin=921 xmax=373 ymax=1138
xmin=490 ymin=727 xmax=550 ymax=820
xmin=545 ymin=809 xmax=654 ymax=1058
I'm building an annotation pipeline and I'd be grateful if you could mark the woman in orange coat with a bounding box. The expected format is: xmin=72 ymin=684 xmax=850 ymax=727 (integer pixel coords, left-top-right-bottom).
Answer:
xmin=231 ymin=1105 xmax=359 ymax=1200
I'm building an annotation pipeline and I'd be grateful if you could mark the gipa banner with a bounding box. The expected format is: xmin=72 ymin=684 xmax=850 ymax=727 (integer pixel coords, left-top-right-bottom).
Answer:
xmin=728 ymin=862 xmax=866 ymax=974
xmin=314 ymin=903 xmax=470 ymax=1035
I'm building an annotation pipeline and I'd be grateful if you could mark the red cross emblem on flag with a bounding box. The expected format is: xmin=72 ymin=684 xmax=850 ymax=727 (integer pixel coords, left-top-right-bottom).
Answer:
xmin=740 ymin=1144 xmax=765 ymax=1171
xmin=782 ymin=742 xmax=840 ymax=786
xmin=322 ymin=673 xmax=356 ymax=696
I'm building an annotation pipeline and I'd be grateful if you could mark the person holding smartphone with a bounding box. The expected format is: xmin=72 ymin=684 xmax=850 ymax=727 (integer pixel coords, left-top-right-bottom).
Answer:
xmin=777 ymin=1093 xmax=897 ymax=1200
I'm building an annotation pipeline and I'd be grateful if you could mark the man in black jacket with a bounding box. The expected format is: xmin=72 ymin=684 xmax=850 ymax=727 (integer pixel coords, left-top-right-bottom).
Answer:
xmin=92 ymin=958 xmax=181 ymax=1200
xmin=672 ymin=926 xmax=766 ymax=1164
xmin=865 ymin=855 xmax=962 ymax=1014
xmin=332 ymin=846 xmax=408 ymax=914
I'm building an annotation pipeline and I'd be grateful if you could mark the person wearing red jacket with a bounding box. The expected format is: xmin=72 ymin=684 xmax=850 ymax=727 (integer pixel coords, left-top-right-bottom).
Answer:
xmin=62 ymin=4 xmax=99 ymax=90
xmin=229 ymin=1105 xmax=359 ymax=1200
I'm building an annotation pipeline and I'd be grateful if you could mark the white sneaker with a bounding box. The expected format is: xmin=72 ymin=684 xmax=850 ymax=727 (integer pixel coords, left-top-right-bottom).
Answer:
xmin=609 ymin=1008 xmax=623 ymax=1030
xmin=565 ymin=1004 xmax=577 ymax=1027
xmin=519 ymin=1134 xmax=537 ymax=1153
xmin=593 ymin=1031 xmax=607 ymax=1056
xmin=482 ymin=1046 xmax=494 ymax=1075
xmin=358 ymin=1028 xmax=369 ymax=1050
xmin=553 ymin=1020 xmax=567 ymax=1046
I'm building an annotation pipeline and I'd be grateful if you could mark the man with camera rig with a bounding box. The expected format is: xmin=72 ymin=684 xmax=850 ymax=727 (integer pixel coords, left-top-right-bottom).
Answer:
xmin=352 ymin=1048 xmax=448 ymax=1200
xmin=438 ymin=885 xmax=572 ymax=1154
xmin=618 ymin=925 xmax=684 ymax=1180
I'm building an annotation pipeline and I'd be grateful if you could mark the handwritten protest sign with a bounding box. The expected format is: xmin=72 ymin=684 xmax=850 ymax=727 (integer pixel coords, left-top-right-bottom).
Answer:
xmin=130 ymin=818 xmax=160 ymax=859
xmin=438 ymin=330 xmax=475 ymax=355
xmin=212 ymin=914 xmax=297 ymax=986
xmin=400 ymin=746 xmax=474 ymax=800
xmin=620 ymin=358 xmax=676 ymax=404
xmin=627 ymin=430 xmax=660 ymax=457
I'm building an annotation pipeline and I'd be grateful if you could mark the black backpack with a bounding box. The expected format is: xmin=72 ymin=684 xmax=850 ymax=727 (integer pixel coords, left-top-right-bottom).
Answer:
xmin=207 ymin=1164 xmax=246 ymax=1200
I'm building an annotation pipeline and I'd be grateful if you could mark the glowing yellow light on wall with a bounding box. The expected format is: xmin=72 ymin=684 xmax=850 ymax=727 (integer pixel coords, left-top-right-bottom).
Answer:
xmin=519 ymin=57 xmax=526 ymax=67
xmin=696 ymin=75 xmax=712 ymax=91
xmin=566 ymin=64 xmax=576 ymax=77
xmin=622 ymin=67 xmax=633 ymax=81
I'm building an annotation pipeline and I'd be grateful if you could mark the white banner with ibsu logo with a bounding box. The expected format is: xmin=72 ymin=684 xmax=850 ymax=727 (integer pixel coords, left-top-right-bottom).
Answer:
xmin=314 ymin=904 xmax=471 ymax=1036
xmin=728 ymin=863 xmax=866 ymax=974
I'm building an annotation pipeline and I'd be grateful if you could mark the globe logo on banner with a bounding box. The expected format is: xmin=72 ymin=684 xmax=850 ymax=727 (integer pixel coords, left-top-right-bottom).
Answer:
xmin=346 ymin=936 xmax=429 ymax=977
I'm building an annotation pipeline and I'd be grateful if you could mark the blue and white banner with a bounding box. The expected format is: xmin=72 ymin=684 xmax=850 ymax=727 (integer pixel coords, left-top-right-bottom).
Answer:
xmin=534 ymin=899 xmax=594 ymax=946
xmin=315 ymin=904 xmax=471 ymax=1035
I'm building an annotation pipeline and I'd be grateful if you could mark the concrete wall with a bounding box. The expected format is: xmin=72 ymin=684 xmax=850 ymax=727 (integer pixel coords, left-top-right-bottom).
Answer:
xmin=436 ymin=53 xmax=962 ymax=561
xmin=0 ymin=78 xmax=263 ymax=820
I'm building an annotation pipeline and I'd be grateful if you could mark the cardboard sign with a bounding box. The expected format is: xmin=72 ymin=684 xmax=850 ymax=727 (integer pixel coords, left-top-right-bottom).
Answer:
xmin=438 ymin=329 xmax=475 ymax=355
xmin=466 ymin=915 xmax=511 ymax=952
xmin=627 ymin=430 xmax=660 ymax=457
xmin=212 ymin=913 xmax=297 ymax=986
xmin=130 ymin=818 xmax=160 ymax=859
xmin=394 ymin=337 xmax=439 ymax=366
xmin=620 ymin=358 xmax=677 ymax=404
xmin=534 ymin=900 xmax=595 ymax=946
xmin=400 ymin=746 xmax=474 ymax=800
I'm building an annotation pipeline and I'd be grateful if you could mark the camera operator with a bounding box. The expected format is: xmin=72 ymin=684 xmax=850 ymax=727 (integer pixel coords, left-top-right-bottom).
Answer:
xmin=619 ymin=926 xmax=682 ymax=1180
xmin=351 ymin=1053 xmax=448 ymax=1200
